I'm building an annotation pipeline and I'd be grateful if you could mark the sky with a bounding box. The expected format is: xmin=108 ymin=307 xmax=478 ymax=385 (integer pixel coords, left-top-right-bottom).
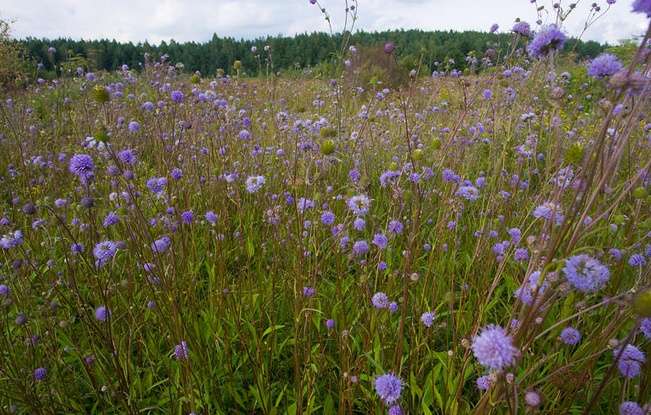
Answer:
xmin=2 ymin=0 xmax=648 ymax=45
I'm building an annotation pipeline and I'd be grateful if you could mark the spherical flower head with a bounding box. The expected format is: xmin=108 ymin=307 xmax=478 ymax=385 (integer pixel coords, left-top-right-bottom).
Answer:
xmin=151 ymin=236 xmax=171 ymax=254
xmin=527 ymin=25 xmax=566 ymax=58
xmin=118 ymin=149 xmax=137 ymax=165
xmin=205 ymin=211 xmax=218 ymax=225
xmin=632 ymin=0 xmax=651 ymax=17
xmin=245 ymin=175 xmax=265 ymax=193
xmin=34 ymin=367 xmax=47 ymax=381
xmin=524 ymin=391 xmax=541 ymax=407
xmin=588 ymin=53 xmax=623 ymax=78
xmin=326 ymin=319 xmax=335 ymax=330
xmin=181 ymin=210 xmax=194 ymax=224
xmin=562 ymin=254 xmax=610 ymax=293
xmin=347 ymin=195 xmax=370 ymax=216
xmin=383 ymin=42 xmax=395 ymax=55
xmin=352 ymin=240 xmax=369 ymax=256
xmin=353 ymin=217 xmax=366 ymax=231
xmin=0 ymin=284 xmax=10 ymax=297
xmin=146 ymin=177 xmax=167 ymax=195
xmin=514 ymin=271 xmax=548 ymax=305
xmin=95 ymin=305 xmax=109 ymax=321
xmin=171 ymin=90 xmax=184 ymax=103
xmin=321 ymin=211 xmax=335 ymax=225
xmin=471 ymin=325 xmax=519 ymax=370
xmin=388 ymin=405 xmax=403 ymax=415
xmin=372 ymin=292 xmax=390 ymax=309
xmin=476 ymin=375 xmax=491 ymax=391
xmin=420 ymin=311 xmax=435 ymax=328
xmin=388 ymin=220 xmax=404 ymax=235
xmin=641 ymin=318 xmax=651 ymax=339
xmin=103 ymin=211 xmax=119 ymax=228
xmin=303 ymin=286 xmax=316 ymax=298
xmin=93 ymin=240 xmax=118 ymax=267
xmin=628 ymin=253 xmax=647 ymax=267
xmin=372 ymin=233 xmax=388 ymax=250
xmin=128 ymin=120 xmax=140 ymax=133
xmin=490 ymin=23 xmax=499 ymax=33
xmin=614 ymin=344 xmax=645 ymax=378
xmin=512 ymin=21 xmax=531 ymax=37
xmin=620 ymin=401 xmax=644 ymax=415
xmin=456 ymin=185 xmax=480 ymax=201
xmin=69 ymin=154 xmax=95 ymax=179
xmin=374 ymin=373 xmax=402 ymax=404
xmin=560 ymin=327 xmax=581 ymax=345
xmin=174 ymin=340 xmax=189 ymax=360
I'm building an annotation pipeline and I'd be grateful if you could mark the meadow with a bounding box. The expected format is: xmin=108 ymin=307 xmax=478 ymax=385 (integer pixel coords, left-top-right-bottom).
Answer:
xmin=1 ymin=2 xmax=651 ymax=414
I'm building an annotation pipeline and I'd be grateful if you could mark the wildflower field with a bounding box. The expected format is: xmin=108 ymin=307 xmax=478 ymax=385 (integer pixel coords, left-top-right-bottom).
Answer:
xmin=1 ymin=1 xmax=651 ymax=414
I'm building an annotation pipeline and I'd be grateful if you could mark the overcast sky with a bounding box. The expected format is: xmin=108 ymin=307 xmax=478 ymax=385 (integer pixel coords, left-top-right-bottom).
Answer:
xmin=2 ymin=0 xmax=648 ymax=44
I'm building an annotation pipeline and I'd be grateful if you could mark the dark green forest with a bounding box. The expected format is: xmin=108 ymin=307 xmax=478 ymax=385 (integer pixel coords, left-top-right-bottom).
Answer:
xmin=20 ymin=29 xmax=606 ymax=76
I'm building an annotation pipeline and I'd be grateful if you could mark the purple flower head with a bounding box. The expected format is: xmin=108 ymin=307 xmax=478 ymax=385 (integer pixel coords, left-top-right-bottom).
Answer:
xmin=205 ymin=211 xmax=218 ymax=225
xmin=628 ymin=253 xmax=646 ymax=267
xmin=103 ymin=211 xmax=119 ymax=228
xmin=512 ymin=21 xmax=531 ymax=37
xmin=533 ymin=202 xmax=564 ymax=224
xmin=174 ymin=340 xmax=189 ymax=360
xmin=560 ymin=327 xmax=581 ymax=345
xmin=524 ymin=391 xmax=541 ymax=408
xmin=95 ymin=305 xmax=109 ymax=321
xmin=170 ymin=168 xmax=183 ymax=180
xmin=245 ymin=175 xmax=265 ymax=193
xmin=420 ymin=311 xmax=435 ymax=328
xmin=614 ymin=344 xmax=645 ymax=378
xmin=380 ymin=170 xmax=400 ymax=187
xmin=353 ymin=217 xmax=366 ymax=231
xmin=388 ymin=405 xmax=403 ymax=415
xmin=69 ymin=154 xmax=95 ymax=179
xmin=118 ymin=149 xmax=137 ymax=165
xmin=641 ymin=318 xmax=651 ymax=339
xmin=372 ymin=292 xmax=390 ymax=309
xmin=527 ymin=25 xmax=566 ymax=58
xmin=383 ymin=42 xmax=395 ymax=55
xmin=146 ymin=177 xmax=167 ymax=195
xmin=588 ymin=53 xmax=623 ymax=78
xmin=632 ymin=0 xmax=651 ymax=16
xmin=374 ymin=373 xmax=402 ymax=404
xmin=563 ymin=254 xmax=610 ymax=293
xmin=297 ymin=198 xmax=315 ymax=214
xmin=303 ymin=286 xmax=316 ymax=297
xmin=0 ymin=230 xmax=23 ymax=250
xmin=352 ymin=240 xmax=369 ymax=256
xmin=128 ymin=121 xmax=140 ymax=132
xmin=372 ymin=233 xmax=388 ymax=250
xmin=388 ymin=220 xmax=404 ymax=235
xmin=620 ymin=401 xmax=644 ymax=415
xmin=0 ymin=284 xmax=10 ymax=297
xmin=321 ymin=211 xmax=335 ymax=225
xmin=389 ymin=302 xmax=398 ymax=313
xmin=456 ymin=185 xmax=480 ymax=201
xmin=490 ymin=23 xmax=499 ymax=33
xmin=471 ymin=325 xmax=518 ymax=370
xmin=181 ymin=210 xmax=194 ymax=224
xmin=34 ymin=367 xmax=47 ymax=381
xmin=93 ymin=240 xmax=118 ymax=267
xmin=347 ymin=195 xmax=370 ymax=216
xmin=151 ymin=236 xmax=171 ymax=254
xmin=171 ymin=90 xmax=184 ymax=103
xmin=476 ymin=375 xmax=492 ymax=391
xmin=514 ymin=271 xmax=548 ymax=305
xmin=326 ymin=319 xmax=335 ymax=330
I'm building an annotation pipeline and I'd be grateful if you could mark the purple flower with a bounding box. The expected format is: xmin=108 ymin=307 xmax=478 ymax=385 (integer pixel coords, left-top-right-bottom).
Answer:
xmin=471 ymin=325 xmax=518 ymax=370
xmin=527 ymin=25 xmax=566 ymax=58
xmin=128 ymin=120 xmax=140 ymax=132
xmin=512 ymin=21 xmax=531 ymax=37
xmin=388 ymin=220 xmax=404 ymax=235
xmin=420 ymin=311 xmax=435 ymax=328
xmin=171 ymin=90 xmax=184 ymax=103
xmin=514 ymin=247 xmax=529 ymax=262
xmin=533 ymin=202 xmax=564 ymax=224
xmin=353 ymin=217 xmax=366 ymax=231
xmin=0 ymin=230 xmax=23 ymax=250
xmin=456 ymin=185 xmax=480 ymax=201
xmin=326 ymin=319 xmax=335 ymax=330
xmin=380 ymin=170 xmax=400 ymax=187
xmin=245 ymin=175 xmax=265 ymax=193
xmin=0 ymin=284 xmax=9 ymax=297
xmin=620 ymin=401 xmax=644 ymax=415
xmin=118 ymin=149 xmax=137 ymax=165
xmin=321 ymin=211 xmax=335 ymax=225
xmin=389 ymin=302 xmax=398 ymax=313
xmin=372 ymin=292 xmax=390 ymax=309
xmin=181 ymin=210 xmax=194 ymax=224
xmin=205 ymin=211 xmax=218 ymax=225
xmin=374 ymin=373 xmax=402 ymax=404
xmin=352 ymin=240 xmax=369 ymax=256
xmin=383 ymin=42 xmax=395 ymax=55
xmin=174 ymin=340 xmax=189 ymax=360
xmin=34 ymin=367 xmax=47 ymax=381
xmin=524 ymin=391 xmax=541 ymax=408
xmin=95 ymin=305 xmax=109 ymax=321
xmin=347 ymin=195 xmax=370 ymax=216
xmin=151 ymin=236 xmax=171 ymax=254
xmin=388 ymin=405 xmax=403 ymax=415
xmin=641 ymin=318 xmax=651 ymax=339
xmin=297 ymin=198 xmax=315 ymax=214
xmin=563 ymin=254 xmax=610 ymax=293
xmin=146 ymin=177 xmax=167 ymax=195
xmin=476 ymin=375 xmax=492 ymax=391
xmin=614 ymin=344 xmax=645 ymax=378
xmin=372 ymin=233 xmax=388 ymax=250
xmin=628 ymin=253 xmax=646 ymax=267
xmin=560 ymin=327 xmax=581 ymax=345
xmin=588 ymin=53 xmax=623 ymax=78
xmin=490 ymin=23 xmax=499 ymax=33
xmin=514 ymin=271 xmax=547 ymax=305
xmin=632 ymin=0 xmax=651 ymax=16
xmin=69 ymin=154 xmax=95 ymax=179
xmin=103 ymin=211 xmax=119 ymax=228
xmin=93 ymin=240 xmax=118 ymax=267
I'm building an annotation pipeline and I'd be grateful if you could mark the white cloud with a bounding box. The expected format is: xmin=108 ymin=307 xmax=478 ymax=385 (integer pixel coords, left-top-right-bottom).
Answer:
xmin=2 ymin=0 xmax=648 ymax=44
